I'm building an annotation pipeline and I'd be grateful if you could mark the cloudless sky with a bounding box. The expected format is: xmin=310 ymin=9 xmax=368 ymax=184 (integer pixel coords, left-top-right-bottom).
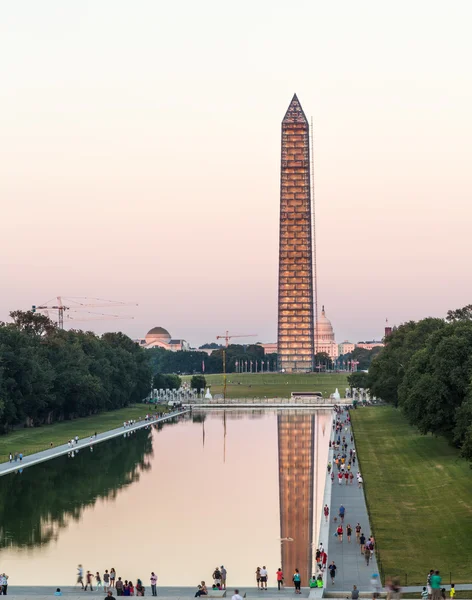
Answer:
xmin=1 ymin=1 xmax=471 ymax=346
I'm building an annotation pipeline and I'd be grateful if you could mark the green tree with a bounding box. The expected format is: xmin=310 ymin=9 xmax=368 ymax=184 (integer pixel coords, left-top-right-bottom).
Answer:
xmin=368 ymin=318 xmax=445 ymax=406
xmin=347 ymin=371 xmax=369 ymax=390
xmin=190 ymin=374 xmax=206 ymax=391
xmin=314 ymin=352 xmax=332 ymax=370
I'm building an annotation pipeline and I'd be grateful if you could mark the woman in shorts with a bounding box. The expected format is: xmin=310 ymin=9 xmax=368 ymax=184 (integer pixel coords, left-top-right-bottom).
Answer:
xmin=337 ymin=524 xmax=343 ymax=543
xmin=255 ymin=568 xmax=261 ymax=589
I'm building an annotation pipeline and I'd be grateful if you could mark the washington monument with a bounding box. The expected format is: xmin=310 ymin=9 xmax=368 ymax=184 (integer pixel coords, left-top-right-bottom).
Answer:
xmin=277 ymin=94 xmax=315 ymax=373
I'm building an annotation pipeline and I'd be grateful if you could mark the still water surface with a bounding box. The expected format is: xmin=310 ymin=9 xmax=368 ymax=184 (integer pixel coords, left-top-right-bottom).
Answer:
xmin=0 ymin=410 xmax=330 ymax=586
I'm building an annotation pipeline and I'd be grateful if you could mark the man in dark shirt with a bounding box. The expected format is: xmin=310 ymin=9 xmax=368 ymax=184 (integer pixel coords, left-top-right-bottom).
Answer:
xmin=352 ymin=585 xmax=359 ymax=599
xmin=106 ymin=592 xmax=116 ymax=600
xmin=359 ymin=533 xmax=366 ymax=554
xmin=329 ymin=561 xmax=337 ymax=585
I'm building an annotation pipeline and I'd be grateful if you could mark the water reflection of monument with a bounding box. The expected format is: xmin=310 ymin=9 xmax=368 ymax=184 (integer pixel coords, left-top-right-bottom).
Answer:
xmin=278 ymin=412 xmax=317 ymax=583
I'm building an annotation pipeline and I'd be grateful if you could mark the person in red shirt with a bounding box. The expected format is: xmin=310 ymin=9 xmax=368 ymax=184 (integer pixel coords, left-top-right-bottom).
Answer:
xmin=324 ymin=505 xmax=329 ymax=522
xmin=337 ymin=525 xmax=343 ymax=543
xmin=276 ymin=569 xmax=284 ymax=591
xmin=344 ymin=472 xmax=349 ymax=484
xmin=337 ymin=472 xmax=343 ymax=485
xmin=321 ymin=551 xmax=328 ymax=571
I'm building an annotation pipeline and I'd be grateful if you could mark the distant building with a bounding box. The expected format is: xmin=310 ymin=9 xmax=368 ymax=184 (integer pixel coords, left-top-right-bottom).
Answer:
xmin=315 ymin=306 xmax=339 ymax=359
xmin=258 ymin=342 xmax=278 ymax=355
xmin=134 ymin=326 xmax=190 ymax=351
xmin=356 ymin=340 xmax=384 ymax=351
xmin=338 ymin=341 xmax=355 ymax=355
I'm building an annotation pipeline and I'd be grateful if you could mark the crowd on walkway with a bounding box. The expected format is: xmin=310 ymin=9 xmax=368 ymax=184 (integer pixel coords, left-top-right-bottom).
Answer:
xmin=4 ymin=409 xmax=186 ymax=470
xmin=76 ymin=565 xmax=158 ymax=597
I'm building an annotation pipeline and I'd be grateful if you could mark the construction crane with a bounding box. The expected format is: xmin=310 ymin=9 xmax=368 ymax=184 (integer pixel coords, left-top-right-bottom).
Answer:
xmin=216 ymin=331 xmax=258 ymax=347
xmin=32 ymin=296 xmax=137 ymax=329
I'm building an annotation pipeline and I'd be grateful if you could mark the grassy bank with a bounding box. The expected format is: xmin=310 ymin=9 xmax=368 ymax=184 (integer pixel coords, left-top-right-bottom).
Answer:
xmin=351 ymin=406 xmax=472 ymax=585
xmin=182 ymin=372 xmax=348 ymax=399
xmin=0 ymin=403 xmax=164 ymax=464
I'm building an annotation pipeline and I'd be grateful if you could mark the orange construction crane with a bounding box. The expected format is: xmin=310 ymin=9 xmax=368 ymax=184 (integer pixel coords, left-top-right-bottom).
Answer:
xmin=216 ymin=331 xmax=258 ymax=347
xmin=33 ymin=296 xmax=137 ymax=329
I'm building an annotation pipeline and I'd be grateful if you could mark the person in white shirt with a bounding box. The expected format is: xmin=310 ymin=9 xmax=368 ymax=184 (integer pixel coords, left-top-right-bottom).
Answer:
xmin=260 ymin=567 xmax=268 ymax=590
xmin=232 ymin=589 xmax=243 ymax=600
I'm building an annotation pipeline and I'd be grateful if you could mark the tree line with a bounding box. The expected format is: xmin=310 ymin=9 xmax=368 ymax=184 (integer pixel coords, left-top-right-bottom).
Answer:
xmin=366 ymin=305 xmax=472 ymax=461
xmin=0 ymin=311 xmax=152 ymax=432
xmin=148 ymin=343 xmax=277 ymax=375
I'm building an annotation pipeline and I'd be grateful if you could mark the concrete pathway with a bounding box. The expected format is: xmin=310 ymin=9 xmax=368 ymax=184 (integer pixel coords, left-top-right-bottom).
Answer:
xmin=0 ymin=409 xmax=189 ymax=477
xmin=326 ymin=415 xmax=379 ymax=593
xmin=3 ymin=586 xmax=312 ymax=598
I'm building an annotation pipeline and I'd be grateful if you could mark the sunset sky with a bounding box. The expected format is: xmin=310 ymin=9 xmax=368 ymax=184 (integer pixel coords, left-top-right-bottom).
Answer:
xmin=1 ymin=1 xmax=471 ymax=347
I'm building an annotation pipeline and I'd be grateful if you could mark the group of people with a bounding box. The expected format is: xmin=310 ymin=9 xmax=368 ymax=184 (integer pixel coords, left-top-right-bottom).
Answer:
xmin=8 ymin=451 xmax=23 ymax=462
xmin=425 ymin=570 xmax=455 ymax=600
xmin=77 ymin=565 xmax=158 ymax=597
xmin=194 ymin=566 xmax=228 ymax=597
xmin=255 ymin=566 xmax=303 ymax=593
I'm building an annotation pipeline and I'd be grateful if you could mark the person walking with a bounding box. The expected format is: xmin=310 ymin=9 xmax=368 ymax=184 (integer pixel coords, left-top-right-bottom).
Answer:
xmin=260 ymin=566 xmax=268 ymax=590
xmin=347 ymin=524 xmax=352 ymax=543
xmin=8 ymin=452 xmax=12 ymax=463
xmin=337 ymin=524 xmax=343 ymax=543
xmin=338 ymin=472 xmax=343 ymax=485
xmin=77 ymin=565 xmax=84 ymax=590
xmin=364 ymin=545 xmax=372 ymax=566
xmin=110 ymin=569 xmax=116 ymax=589
xmin=276 ymin=569 xmax=284 ymax=591
xmin=371 ymin=574 xmax=381 ymax=599
xmin=85 ymin=571 xmax=94 ymax=592
xmin=355 ymin=523 xmax=361 ymax=543
xmin=329 ymin=562 xmax=337 ymax=585
xmin=220 ymin=566 xmax=227 ymax=590
xmin=360 ymin=533 xmax=366 ymax=554
xmin=330 ymin=472 xmax=334 ymax=484
xmin=0 ymin=573 xmax=8 ymax=595
xmin=150 ymin=572 xmax=158 ymax=597
xmin=324 ymin=505 xmax=329 ymax=522
xmin=96 ymin=572 xmax=103 ymax=589
xmin=116 ymin=578 xmax=124 ymax=596
xmin=255 ymin=568 xmax=261 ymax=589
xmin=427 ymin=570 xmax=434 ymax=599
xmin=339 ymin=505 xmax=345 ymax=523
xmin=293 ymin=569 xmax=301 ymax=595
xmin=104 ymin=570 xmax=110 ymax=593
xmin=430 ymin=571 xmax=442 ymax=600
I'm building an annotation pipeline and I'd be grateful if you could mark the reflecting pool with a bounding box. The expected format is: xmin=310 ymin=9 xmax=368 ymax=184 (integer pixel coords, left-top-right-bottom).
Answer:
xmin=0 ymin=409 xmax=330 ymax=587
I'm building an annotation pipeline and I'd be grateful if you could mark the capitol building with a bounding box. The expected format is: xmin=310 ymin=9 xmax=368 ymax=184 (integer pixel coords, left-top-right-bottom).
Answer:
xmin=315 ymin=306 xmax=339 ymax=359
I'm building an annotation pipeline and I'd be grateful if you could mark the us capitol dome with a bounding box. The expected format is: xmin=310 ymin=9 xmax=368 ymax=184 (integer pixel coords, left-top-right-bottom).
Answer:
xmin=315 ymin=306 xmax=339 ymax=359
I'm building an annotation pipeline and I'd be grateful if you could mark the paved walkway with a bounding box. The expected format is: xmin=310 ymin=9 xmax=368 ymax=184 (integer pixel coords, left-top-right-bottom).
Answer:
xmin=0 ymin=408 xmax=189 ymax=477
xmin=3 ymin=586 xmax=313 ymax=598
xmin=326 ymin=414 xmax=379 ymax=592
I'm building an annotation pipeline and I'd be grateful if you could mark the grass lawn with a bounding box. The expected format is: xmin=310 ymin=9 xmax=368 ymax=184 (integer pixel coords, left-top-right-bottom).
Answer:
xmin=182 ymin=372 xmax=348 ymax=399
xmin=0 ymin=403 xmax=165 ymax=464
xmin=351 ymin=406 xmax=472 ymax=585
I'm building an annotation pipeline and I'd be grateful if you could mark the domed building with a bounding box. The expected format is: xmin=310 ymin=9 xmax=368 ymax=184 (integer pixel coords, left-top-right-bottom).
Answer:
xmin=135 ymin=327 xmax=189 ymax=352
xmin=315 ymin=306 xmax=339 ymax=359
xmin=145 ymin=326 xmax=172 ymax=346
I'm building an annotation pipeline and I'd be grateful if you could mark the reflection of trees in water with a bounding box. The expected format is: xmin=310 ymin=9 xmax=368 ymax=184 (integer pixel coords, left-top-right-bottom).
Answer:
xmin=195 ymin=409 xmax=266 ymax=421
xmin=0 ymin=418 xmax=181 ymax=550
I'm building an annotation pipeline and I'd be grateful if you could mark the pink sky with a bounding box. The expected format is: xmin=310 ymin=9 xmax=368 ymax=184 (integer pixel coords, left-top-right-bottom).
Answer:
xmin=1 ymin=1 xmax=471 ymax=347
